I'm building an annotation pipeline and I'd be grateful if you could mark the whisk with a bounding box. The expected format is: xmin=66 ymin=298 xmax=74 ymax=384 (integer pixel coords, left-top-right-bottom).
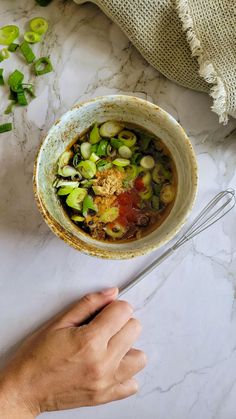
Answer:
xmin=119 ymin=189 xmax=236 ymax=296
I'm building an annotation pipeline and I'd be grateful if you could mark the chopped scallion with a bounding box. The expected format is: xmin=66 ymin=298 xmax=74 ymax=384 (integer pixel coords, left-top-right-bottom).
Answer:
xmin=4 ymin=101 xmax=16 ymax=114
xmin=0 ymin=25 xmax=19 ymax=46
xmin=110 ymin=138 xmax=123 ymax=149
xmin=96 ymin=139 xmax=108 ymax=157
xmin=82 ymin=195 xmax=97 ymax=217
xmin=100 ymin=121 xmax=124 ymax=138
xmin=22 ymin=83 xmax=36 ymax=97
xmin=17 ymin=89 xmax=28 ymax=106
xmin=0 ymin=123 xmax=12 ymax=133
xmin=19 ymin=41 xmax=36 ymax=63
xmin=8 ymin=70 xmax=24 ymax=92
xmin=112 ymin=158 xmax=130 ymax=167
xmin=0 ymin=68 xmax=4 ymax=85
xmin=140 ymin=155 xmax=155 ymax=170
xmin=29 ymin=17 xmax=49 ymax=34
xmin=24 ymin=31 xmax=41 ymax=44
xmin=8 ymin=43 xmax=19 ymax=52
xmin=34 ymin=56 xmax=53 ymax=76
xmin=89 ymin=123 xmax=101 ymax=144
xmin=0 ymin=48 xmax=10 ymax=62
xmin=9 ymin=89 xmax=17 ymax=101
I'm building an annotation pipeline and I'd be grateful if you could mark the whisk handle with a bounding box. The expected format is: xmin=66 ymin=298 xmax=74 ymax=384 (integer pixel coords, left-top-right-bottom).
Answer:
xmin=119 ymin=247 xmax=174 ymax=296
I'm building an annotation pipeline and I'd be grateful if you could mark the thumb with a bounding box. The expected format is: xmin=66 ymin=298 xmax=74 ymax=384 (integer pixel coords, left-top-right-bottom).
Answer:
xmin=55 ymin=287 xmax=119 ymax=328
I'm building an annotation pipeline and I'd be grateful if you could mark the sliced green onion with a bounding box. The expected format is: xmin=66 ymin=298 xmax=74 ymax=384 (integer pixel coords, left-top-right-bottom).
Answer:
xmin=8 ymin=43 xmax=19 ymax=52
xmin=125 ymin=165 xmax=139 ymax=182
xmin=142 ymin=171 xmax=152 ymax=186
xmin=80 ymin=179 xmax=95 ymax=188
xmin=112 ymin=158 xmax=130 ymax=167
xmin=4 ymin=101 xmax=16 ymax=114
xmin=118 ymin=130 xmax=137 ymax=147
xmin=151 ymin=195 xmax=160 ymax=210
xmin=140 ymin=156 xmax=155 ymax=170
xmin=24 ymin=31 xmax=41 ymax=44
xmin=71 ymin=215 xmax=85 ymax=223
xmin=17 ymin=89 xmax=28 ymax=106
xmin=54 ymin=179 xmax=80 ymax=188
xmin=34 ymin=56 xmax=53 ymax=75
xmin=73 ymin=153 xmax=81 ymax=168
xmin=140 ymin=135 xmax=152 ymax=151
xmin=29 ymin=17 xmax=49 ymax=35
xmin=59 ymin=165 xmax=78 ymax=178
xmin=152 ymin=163 xmax=171 ymax=184
xmin=66 ymin=188 xmax=87 ymax=210
xmin=90 ymin=143 xmax=98 ymax=153
xmin=97 ymin=139 xmax=108 ymax=157
xmin=160 ymin=184 xmax=175 ymax=204
xmin=116 ymin=166 xmax=125 ymax=173
xmin=131 ymin=152 xmax=142 ymax=165
xmin=80 ymin=142 xmax=91 ymax=159
xmin=0 ymin=68 xmax=4 ymax=85
xmin=89 ymin=123 xmax=101 ymax=144
xmin=58 ymin=150 xmax=73 ymax=174
xmin=0 ymin=123 xmax=12 ymax=133
xmin=36 ymin=0 xmax=53 ymax=6
xmin=92 ymin=186 xmax=102 ymax=195
xmin=78 ymin=160 xmax=96 ymax=179
xmin=89 ymin=152 xmax=100 ymax=163
xmin=99 ymin=121 xmax=124 ymax=138
xmin=57 ymin=186 xmax=75 ymax=196
xmin=139 ymin=185 xmax=153 ymax=200
xmin=153 ymin=184 xmax=162 ymax=196
xmin=105 ymin=223 xmax=126 ymax=239
xmin=22 ymin=83 xmax=36 ymax=97
xmin=118 ymin=145 xmax=132 ymax=159
xmin=9 ymin=89 xmax=17 ymax=101
xmin=110 ymin=138 xmax=123 ymax=149
xmin=107 ymin=144 xmax=116 ymax=157
xmin=96 ymin=160 xmax=113 ymax=171
xmin=8 ymin=70 xmax=24 ymax=91
xmin=0 ymin=48 xmax=10 ymax=62
xmin=82 ymin=195 xmax=97 ymax=216
xmin=19 ymin=41 xmax=36 ymax=63
xmin=0 ymin=25 xmax=19 ymax=46
xmin=100 ymin=207 xmax=119 ymax=223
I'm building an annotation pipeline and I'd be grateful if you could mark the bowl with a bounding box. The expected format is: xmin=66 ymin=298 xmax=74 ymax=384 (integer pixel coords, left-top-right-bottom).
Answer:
xmin=34 ymin=95 xmax=198 ymax=259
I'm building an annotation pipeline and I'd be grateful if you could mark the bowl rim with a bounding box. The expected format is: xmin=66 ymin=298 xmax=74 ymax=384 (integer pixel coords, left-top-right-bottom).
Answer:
xmin=33 ymin=94 xmax=198 ymax=259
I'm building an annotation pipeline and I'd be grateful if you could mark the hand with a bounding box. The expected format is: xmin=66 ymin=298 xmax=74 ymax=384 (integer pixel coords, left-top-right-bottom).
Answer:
xmin=0 ymin=288 xmax=146 ymax=417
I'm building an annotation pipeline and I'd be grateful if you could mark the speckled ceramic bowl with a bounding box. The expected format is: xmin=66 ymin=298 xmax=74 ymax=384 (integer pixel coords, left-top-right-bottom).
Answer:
xmin=34 ymin=95 xmax=198 ymax=259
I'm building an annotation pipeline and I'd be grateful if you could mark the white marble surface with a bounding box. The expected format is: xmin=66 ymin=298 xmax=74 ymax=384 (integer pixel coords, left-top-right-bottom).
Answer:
xmin=0 ymin=1 xmax=236 ymax=418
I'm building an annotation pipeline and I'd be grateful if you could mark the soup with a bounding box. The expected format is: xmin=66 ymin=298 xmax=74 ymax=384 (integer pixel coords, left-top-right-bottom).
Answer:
xmin=53 ymin=121 xmax=177 ymax=242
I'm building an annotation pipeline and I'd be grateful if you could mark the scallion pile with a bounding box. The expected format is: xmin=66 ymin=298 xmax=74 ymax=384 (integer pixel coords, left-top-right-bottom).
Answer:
xmin=0 ymin=17 xmax=53 ymax=135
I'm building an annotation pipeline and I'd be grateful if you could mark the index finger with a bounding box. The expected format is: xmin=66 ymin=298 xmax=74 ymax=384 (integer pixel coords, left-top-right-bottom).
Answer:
xmin=88 ymin=300 xmax=133 ymax=342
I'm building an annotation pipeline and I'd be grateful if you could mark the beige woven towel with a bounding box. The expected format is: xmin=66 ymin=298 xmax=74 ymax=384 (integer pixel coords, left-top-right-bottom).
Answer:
xmin=74 ymin=0 xmax=236 ymax=123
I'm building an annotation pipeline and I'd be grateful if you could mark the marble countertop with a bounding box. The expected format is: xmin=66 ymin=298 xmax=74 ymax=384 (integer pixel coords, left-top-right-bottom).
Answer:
xmin=0 ymin=1 xmax=236 ymax=418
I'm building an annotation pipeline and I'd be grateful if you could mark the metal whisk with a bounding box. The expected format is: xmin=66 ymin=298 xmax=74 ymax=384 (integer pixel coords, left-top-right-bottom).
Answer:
xmin=119 ymin=189 xmax=236 ymax=296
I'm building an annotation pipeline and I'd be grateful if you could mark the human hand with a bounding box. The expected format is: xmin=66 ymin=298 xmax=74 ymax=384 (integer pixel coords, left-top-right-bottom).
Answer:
xmin=0 ymin=288 xmax=146 ymax=418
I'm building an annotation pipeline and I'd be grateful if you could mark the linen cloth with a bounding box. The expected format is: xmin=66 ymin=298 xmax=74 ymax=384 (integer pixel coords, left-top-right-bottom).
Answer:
xmin=74 ymin=0 xmax=236 ymax=123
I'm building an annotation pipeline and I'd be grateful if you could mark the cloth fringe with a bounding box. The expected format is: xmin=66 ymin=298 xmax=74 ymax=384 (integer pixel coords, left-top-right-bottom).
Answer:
xmin=176 ymin=0 xmax=228 ymax=124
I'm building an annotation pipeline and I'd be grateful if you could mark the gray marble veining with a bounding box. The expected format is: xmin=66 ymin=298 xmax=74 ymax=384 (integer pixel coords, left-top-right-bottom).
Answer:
xmin=0 ymin=1 xmax=236 ymax=418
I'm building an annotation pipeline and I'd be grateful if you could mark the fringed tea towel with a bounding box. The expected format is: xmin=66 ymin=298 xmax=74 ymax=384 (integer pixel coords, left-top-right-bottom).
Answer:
xmin=74 ymin=0 xmax=236 ymax=123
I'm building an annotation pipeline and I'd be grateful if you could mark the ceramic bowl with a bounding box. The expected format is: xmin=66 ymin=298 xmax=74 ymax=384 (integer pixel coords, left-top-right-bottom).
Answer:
xmin=34 ymin=95 xmax=198 ymax=259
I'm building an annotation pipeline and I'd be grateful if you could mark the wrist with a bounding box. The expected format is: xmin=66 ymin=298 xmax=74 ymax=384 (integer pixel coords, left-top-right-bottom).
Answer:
xmin=0 ymin=374 xmax=38 ymax=419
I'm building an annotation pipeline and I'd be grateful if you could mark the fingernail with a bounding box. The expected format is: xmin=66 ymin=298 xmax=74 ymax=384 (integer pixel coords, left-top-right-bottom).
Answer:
xmin=101 ymin=287 xmax=118 ymax=296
